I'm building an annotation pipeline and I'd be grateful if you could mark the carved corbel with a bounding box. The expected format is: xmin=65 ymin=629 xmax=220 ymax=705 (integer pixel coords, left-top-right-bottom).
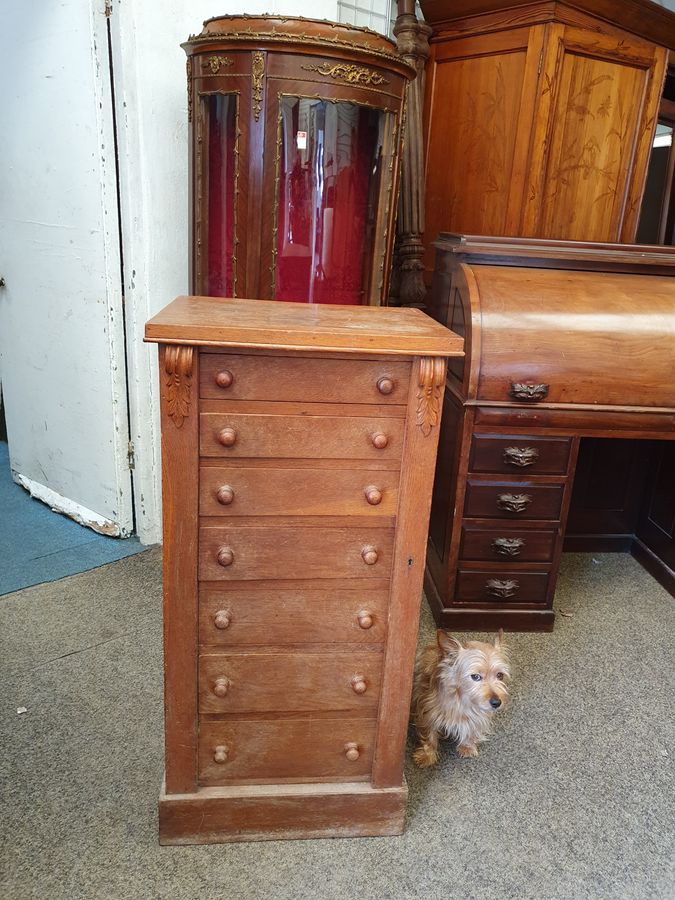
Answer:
xmin=164 ymin=345 xmax=194 ymax=428
xmin=416 ymin=357 xmax=446 ymax=436
xmin=390 ymin=0 xmax=432 ymax=308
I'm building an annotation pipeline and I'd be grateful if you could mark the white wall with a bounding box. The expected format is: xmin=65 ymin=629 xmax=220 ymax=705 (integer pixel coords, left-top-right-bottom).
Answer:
xmin=111 ymin=1 xmax=339 ymax=543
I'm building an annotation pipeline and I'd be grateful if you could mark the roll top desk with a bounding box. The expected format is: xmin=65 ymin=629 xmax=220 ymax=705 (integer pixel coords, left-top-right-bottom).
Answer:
xmin=426 ymin=235 xmax=675 ymax=632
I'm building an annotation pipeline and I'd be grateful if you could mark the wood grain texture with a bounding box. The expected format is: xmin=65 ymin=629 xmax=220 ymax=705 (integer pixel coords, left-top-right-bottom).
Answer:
xmin=159 ymin=346 xmax=200 ymax=794
xmin=198 ymin=718 xmax=377 ymax=784
xmin=471 ymin=267 xmax=675 ymax=408
xmin=199 ymin=651 xmax=383 ymax=713
xmin=424 ymin=30 xmax=531 ymax=268
xmin=153 ymin=295 xmax=459 ymax=842
xmin=198 ymin=525 xmax=395 ymax=581
xmin=469 ymin=433 xmax=572 ymax=475
xmin=527 ymin=27 xmax=662 ymax=242
xmin=199 ymin=583 xmax=389 ymax=646
xmin=421 ymin=2 xmax=672 ymax=267
xmin=146 ymin=296 xmax=464 ymax=356
xmin=199 ymin=412 xmax=406 ymax=461
xmin=459 ymin=525 xmax=558 ymax=562
xmin=372 ymin=356 xmax=448 ymax=788
xmin=199 ymin=466 xmax=399 ymax=518
xmin=159 ymin=779 xmax=407 ymax=844
xmin=455 ymin=567 xmax=550 ymax=604
xmin=420 ymin=0 xmax=675 ymax=55
xmin=200 ymin=353 xmax=411 ymax=404
xmin=464 ymin=481 xmax=565 ymax=520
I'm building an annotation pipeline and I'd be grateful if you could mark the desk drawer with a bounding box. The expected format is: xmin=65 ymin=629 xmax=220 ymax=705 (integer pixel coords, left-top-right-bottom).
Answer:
xmin=456 ymin=568 xmax=550 ymax=604
xmin=198 ymin=718 xmax=376 ymax=784
xmin=464 ymin=481 xmax=564 ymax=521
xmin=199 ymin=466 xmax=399 ymax=518
xmin=200 ymin=412 xmax=404 ymax=461
xmin=199 ymin=525 xmax=394 ymax=581
xmin=199 ymin=585 xmax=388 ymax=646
xmin=460 ymin=526 xmax=558 ymax=562
xmin=470 ymin=434 xmax=571 ymax=475
xmin=199 ymin=651 xmax=383 ymax=713
xmin=201 ymin=353 xmax=410 ymax=405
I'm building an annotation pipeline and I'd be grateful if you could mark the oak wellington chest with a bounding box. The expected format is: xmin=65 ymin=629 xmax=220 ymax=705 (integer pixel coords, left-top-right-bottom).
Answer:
xmin=145 ymin=296 xmax=462 ymax=844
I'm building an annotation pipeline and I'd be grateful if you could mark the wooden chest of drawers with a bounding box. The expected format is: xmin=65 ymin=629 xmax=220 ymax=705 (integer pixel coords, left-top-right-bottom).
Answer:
xmin=145 ymin=296 xmax=462 ymax=844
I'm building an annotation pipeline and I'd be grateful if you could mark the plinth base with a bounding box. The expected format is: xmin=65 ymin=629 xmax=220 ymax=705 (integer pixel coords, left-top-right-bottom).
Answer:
xmin=159 ymin=778 xmax=408 ymax=845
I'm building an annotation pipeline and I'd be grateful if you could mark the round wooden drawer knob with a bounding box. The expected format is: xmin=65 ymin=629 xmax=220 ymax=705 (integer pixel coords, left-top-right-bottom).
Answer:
xmin=217 ymin=427 xmax=237 ymax=447
xmin=216 ymin=484 xmax=235 ymax=505
xmin=357 ymin=611 xmax=374 ymax=629
xmin=215 ymin=370 xmax=234 ymax=389
xmin=213 ymin=677 xmax=230 ymax=698
xmin=351 ymin=675 xmax=368 ymax=694
xmin=217 ymin=546 xmax=234 ymax=567
xmin=213 ymin=744 xmax=229 ymax=764
xmin=361 ymin=545 xmax=378 ymax=565
xmin=371 ymin=432 xmax=388 ymax=449
xmin=344 ymin=742 xmax=360 ymax=761
xmin=214 ymin=609 xmax=231 ymax=630
xmin=377 ymin=376 xmax=394 ymax=395
xmin=364 ymin=486 xmax=382 ymax=506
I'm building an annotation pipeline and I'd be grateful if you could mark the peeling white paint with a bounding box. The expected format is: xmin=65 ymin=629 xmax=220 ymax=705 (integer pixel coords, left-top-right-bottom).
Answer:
xmin=0 ymin=0 xmax=133 ymax=538
xmin=14 ymin=470 xmax=124 ymax=537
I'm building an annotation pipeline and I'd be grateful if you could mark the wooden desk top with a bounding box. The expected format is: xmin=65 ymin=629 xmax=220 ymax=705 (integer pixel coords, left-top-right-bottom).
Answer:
xmin=145 ymin=296 xmax=464 ymax=358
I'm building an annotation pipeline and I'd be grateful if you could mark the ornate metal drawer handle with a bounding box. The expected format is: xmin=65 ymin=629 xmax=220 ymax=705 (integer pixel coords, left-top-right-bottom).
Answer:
xmin=503 ymin=446 xmax=539 ymax=467
xmin=510 ymin=382 xmax=549 ymax=401
xmin=491 ymin=537 xmax=525 ymax=557
xmin=496 ymin=493 xmax=532 ymax=513
xmin=486 ymin=579 xmax=519 ymax=599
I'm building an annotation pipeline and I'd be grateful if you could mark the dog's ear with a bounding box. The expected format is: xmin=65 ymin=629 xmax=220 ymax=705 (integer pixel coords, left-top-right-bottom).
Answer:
xmin=494 ymin=628 xmax=505 ymax=649
xmin=437 ymin=629 xmax=462 ymax=658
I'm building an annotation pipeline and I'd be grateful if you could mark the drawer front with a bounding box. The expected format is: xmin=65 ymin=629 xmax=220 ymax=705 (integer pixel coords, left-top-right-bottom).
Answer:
xmin=199 ymin=525 xmax=394 ymax=581
xmin=464 ymin=481 xmax=565 ymax=521
xmin=200 ymin=412 xmax=404 ymax=461
xmin=199 ymin=586 xmax=388 ymax=646
xmin=199 ymin=466 xmax=399 ymax=518
xmin=199 ymin=718 xmax=376 ymax=784
xmin=201 ymin=354 xmax=411 ymax=405
xmin=456 ymin=568 xmax=550 ymax=604
xmin=470 ymin=434 xmax=571 ymax=475
xmin=199 ymin=651 xmax=383 ymax=713
xmin=460 ymin=526 xmax=558 ymax=563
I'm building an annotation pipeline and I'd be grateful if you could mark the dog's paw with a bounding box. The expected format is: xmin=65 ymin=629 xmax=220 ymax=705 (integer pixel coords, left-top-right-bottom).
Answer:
xmin=456 ymin=744 xmax=479 ymax=758
xmin=413 ymin=745 xmax=439 ymax=768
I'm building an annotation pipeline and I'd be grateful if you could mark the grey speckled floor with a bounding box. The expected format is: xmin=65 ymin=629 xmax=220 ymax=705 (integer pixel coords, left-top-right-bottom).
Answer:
xmin=1 ymin=550 xmax=673 ymax=900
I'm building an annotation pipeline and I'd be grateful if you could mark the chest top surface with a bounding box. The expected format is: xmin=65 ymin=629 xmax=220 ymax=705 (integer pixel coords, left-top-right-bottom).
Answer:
xmin=145 ymin=296 xmax=463 ymax=358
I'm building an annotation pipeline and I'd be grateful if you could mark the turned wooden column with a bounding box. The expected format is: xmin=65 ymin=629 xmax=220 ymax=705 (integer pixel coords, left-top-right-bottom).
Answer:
xmin=390 ymin=0 xmax=432 ymax=308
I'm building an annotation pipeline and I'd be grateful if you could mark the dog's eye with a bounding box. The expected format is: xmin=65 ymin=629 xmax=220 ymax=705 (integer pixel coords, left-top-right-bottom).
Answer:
xmin=496 ymin=672 xmax=505 ymax=680
xmin=470 ymin=673 xmax=482 ymax=681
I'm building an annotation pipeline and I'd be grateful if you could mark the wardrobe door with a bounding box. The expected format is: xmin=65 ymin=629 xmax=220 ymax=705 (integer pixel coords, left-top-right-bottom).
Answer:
xmin=523 ymin=25 xmax=667 ymax=242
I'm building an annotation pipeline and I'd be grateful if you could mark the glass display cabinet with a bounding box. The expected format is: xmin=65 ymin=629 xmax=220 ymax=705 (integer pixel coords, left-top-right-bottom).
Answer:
xmin=183 ymin=15 xmax=414 ymax=305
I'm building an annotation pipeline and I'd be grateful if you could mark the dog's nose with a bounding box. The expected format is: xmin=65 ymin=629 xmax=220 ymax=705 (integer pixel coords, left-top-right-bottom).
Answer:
xmin=490 ymin=698 xmax=501 ymax=709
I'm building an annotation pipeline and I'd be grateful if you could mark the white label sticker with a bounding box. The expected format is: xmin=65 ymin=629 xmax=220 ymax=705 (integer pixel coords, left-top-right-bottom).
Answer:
xmin=296 ymin=130 xmax=307 ymax=150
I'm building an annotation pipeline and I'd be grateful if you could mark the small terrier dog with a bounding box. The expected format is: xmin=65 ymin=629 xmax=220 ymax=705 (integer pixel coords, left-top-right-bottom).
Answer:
xmin=412 ymin=629 xmax=510 ymax=767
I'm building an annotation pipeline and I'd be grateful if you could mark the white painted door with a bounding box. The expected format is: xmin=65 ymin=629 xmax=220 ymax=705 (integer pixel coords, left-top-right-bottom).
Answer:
xmin=0 ymin=0 xmax=133 ymax=535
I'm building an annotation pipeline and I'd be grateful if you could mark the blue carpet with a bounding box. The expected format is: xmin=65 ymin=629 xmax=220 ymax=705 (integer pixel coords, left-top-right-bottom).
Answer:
xmin=0 ymin=441 xmax=146 ymax=595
